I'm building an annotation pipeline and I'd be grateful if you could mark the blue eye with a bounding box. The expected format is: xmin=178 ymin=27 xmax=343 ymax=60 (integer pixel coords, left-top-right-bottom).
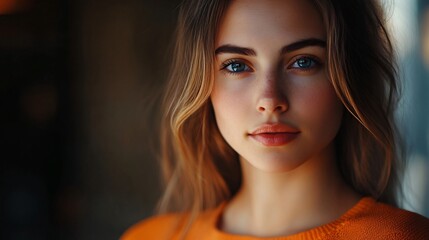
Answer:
xmin=223 ymin=61 xmax=251 ymax=73
xmin=290 ymin=57 xmax=318 ymax=69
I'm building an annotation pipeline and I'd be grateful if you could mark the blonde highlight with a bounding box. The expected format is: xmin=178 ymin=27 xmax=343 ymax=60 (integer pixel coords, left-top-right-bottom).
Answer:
xmin=314 ymin=0 xmax=403 ymax=206
xmin=155 ymin=0 xmax=404 ymax=238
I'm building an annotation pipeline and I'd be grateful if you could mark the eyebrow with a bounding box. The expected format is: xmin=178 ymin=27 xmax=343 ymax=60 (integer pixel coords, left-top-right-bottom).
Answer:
xmin=215 ymin=38 xmax=326 ymax=56
xmin=281 ymin=38 xmax=326 ymax=54
xmin=215 ymin=45 xmax=256 ymax=56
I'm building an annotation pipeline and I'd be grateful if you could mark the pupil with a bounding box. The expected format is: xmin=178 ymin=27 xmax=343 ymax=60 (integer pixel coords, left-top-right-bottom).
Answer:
xmin=298 ymin=58 xmax=311 ymax=68
xmin=232 ymin=63 xmax=244 ymax=72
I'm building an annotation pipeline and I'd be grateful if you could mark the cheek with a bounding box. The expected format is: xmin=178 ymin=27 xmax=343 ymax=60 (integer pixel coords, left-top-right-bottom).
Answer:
xmin=211 ymin=77 xmax=252 ymax=119
xmin=296 ymin=82 xmax=344 ymax=133
xmin=211 ymin=83 xmax=242 ymax=129
xmin=211 ymin=77 xmax=255 ymax=147
xmin=212 ymin=87 xmax=237 ymax=111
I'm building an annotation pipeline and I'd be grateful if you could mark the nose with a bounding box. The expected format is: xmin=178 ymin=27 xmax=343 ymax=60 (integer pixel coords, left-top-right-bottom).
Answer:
xmin=256 ymin=76 xmax=288 ymax=114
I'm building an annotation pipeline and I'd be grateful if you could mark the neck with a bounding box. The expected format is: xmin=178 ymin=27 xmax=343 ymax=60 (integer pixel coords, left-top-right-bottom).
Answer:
xmin=221 ymin=144 xmax=361 ymax=237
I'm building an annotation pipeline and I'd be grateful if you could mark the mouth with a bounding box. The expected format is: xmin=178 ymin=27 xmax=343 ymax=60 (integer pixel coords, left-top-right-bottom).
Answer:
xmin=248 ymin=123 xmax=300 ymax=146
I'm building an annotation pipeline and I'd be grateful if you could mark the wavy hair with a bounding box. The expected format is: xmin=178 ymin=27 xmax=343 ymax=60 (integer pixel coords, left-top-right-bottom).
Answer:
xmin=157 ymin=0 xmax=403 ymax=222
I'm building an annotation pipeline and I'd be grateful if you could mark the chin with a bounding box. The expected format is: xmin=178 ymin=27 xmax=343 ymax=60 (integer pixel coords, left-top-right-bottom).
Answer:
xmin=243 ymin=155 xmax=308 ymax=173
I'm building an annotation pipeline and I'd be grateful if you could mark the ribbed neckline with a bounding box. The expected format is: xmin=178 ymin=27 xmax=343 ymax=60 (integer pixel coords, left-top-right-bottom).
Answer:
xmin=209 ymin=197 xmax=376 ymax=240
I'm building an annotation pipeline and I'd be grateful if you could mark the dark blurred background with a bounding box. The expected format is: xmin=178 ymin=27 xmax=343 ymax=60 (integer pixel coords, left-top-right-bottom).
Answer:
xmin=1 ymin=0 xmax=179 ymax=239
xmin=0 ymin=0 xmax=428 ymax=239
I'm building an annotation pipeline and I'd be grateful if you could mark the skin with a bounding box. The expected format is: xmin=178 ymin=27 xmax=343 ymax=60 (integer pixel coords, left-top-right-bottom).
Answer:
xmin=211 ymin=0 xmax=360 ymax=237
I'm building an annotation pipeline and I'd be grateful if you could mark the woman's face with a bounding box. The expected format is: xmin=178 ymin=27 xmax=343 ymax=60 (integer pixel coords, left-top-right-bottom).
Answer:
xmin=211 ymin=0 xmax=344 ymax=172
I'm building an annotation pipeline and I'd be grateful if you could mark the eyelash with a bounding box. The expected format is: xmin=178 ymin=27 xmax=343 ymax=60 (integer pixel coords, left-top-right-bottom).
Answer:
xmin=220 ymin=59 xmax=252 ymax=75
xmin=287 ymin=55 xmax=322 ymax=72
xmin=220 ymin=55 xmax=322 ymax=75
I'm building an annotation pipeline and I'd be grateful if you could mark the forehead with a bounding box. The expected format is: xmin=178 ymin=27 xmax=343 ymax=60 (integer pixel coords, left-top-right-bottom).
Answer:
xmin=216 ymin=0 xmax=325 ymax=47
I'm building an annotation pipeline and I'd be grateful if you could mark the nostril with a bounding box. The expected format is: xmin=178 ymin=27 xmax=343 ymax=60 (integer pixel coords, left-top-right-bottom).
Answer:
xmin=275 ymin=105 xmax=286 ymax=112
xmin=257 ymin=97 xmax=288 ymax=113
xmin=257 ymin=100 xmax=287 ymax=113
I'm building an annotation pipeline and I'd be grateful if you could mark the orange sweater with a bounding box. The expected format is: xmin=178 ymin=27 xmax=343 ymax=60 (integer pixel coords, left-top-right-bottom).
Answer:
xmin=121 ymin=197 xmax=429 ymax=240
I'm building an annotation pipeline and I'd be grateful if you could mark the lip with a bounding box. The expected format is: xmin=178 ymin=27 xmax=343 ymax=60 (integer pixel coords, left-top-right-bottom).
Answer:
xmin=248 ymin=123 xmax=300 ymax=146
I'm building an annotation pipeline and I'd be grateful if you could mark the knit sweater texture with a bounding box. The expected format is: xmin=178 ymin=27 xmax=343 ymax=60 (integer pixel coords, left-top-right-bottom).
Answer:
xmin=121 ymin=197 xmax=429 ymax=240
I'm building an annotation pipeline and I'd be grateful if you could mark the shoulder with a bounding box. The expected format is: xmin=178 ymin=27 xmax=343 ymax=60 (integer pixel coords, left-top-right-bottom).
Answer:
xmin=120 ymin=205 xmax=223 ymax=240
xmin=341 ymin=198 xmax=429 ymax=239
xmin=120 ymin=213 xmax=186 ymax=240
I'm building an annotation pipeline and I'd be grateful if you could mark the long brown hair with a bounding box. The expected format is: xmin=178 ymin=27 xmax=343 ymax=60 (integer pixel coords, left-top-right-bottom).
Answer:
xmin=157 ymin=0 xmax=403 ymax=220
xmin=312 ymin=0 xmax=403 ymax=207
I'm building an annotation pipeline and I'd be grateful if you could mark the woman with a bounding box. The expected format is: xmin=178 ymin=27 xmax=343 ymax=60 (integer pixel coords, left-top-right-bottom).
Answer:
xmin=122 ymin=0 xmax=429 ymax=239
